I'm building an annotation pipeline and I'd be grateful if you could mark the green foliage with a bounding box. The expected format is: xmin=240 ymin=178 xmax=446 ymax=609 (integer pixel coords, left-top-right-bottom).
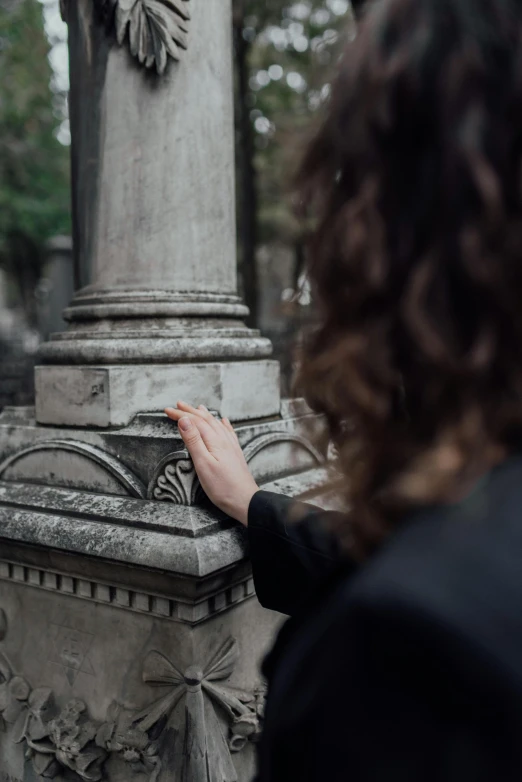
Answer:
xmin=0 ymin=0 xmax=70 ymax=315
xmin=243 ymin=0 xmax=354 ymax=245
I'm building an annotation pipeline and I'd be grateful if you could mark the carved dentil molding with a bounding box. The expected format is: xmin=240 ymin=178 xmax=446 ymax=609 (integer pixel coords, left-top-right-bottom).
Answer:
xmin=0 ymin=609 xmax=264 ymax=782
xmin=62 ymin=0 xmax=190 ymax=75
xmin=0 ymin=559 xmax=256 ymax=626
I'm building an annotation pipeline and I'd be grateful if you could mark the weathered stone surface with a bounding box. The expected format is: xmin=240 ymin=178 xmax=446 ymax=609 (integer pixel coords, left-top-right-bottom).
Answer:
xmin=0 ymin=402 xmax=325 ymax=499
xmin=0 ymin=575 xmax=282 ymax=781
xmin=66 ymin=0 xmax=237 ymax=300
xmin=0 ymin=440 xmax=147 ymax=497
xmin=38 ymin=0 xmax=278 ymax=427
xmin=38 ymin=327 xmax=273 ymax=364
xmin=0 ymin=481 xmax=245 ymax=577
xmin=0 ymin=449 xmax=329 ymax=578
xmin=34 ymin=361 xmax=281 ymax=427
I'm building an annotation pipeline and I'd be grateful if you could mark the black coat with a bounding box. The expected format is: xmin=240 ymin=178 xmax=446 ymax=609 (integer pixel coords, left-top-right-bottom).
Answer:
xmin=247 ymin=456 xmax=522 ymax=781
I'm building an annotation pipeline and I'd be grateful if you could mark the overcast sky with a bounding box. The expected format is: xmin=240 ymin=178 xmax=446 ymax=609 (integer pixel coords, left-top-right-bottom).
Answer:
xmin=41 ymin=0 xmax=68 ymax=89
xmin=39 ymin=0 xmax=70 ymax=143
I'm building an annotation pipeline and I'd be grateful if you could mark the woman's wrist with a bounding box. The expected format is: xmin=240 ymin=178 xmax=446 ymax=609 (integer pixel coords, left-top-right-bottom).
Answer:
xmin=224 ymin=483 xmax=260 ymax=527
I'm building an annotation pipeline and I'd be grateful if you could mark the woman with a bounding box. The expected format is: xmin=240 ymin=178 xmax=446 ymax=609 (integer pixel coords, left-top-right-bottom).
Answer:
xmin=166 ymin=0 xmax=522 ymax=779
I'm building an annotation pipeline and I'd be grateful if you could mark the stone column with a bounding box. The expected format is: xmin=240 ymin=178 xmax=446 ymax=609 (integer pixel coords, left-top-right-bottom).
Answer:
xmin=36 ymin=0 xmax=279 ymax=428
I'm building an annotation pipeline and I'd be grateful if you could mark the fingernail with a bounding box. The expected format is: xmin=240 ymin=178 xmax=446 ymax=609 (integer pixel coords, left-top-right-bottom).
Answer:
xmin=165 ymin=408 xmax=174 ymax=415
xmin=198 ymin=404 xmax=208 ymax=411
xmin=178 ymin=417 xmax=192 ymax=432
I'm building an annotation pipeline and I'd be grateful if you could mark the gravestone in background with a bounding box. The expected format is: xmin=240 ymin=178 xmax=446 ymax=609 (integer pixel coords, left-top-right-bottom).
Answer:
xmin=0 ymin=270 xmax=38 ymax=410
xmin=37 ymin=236 xmax=75 ymax=339
xmin=0 ymin=1 xmax=329 ymax=780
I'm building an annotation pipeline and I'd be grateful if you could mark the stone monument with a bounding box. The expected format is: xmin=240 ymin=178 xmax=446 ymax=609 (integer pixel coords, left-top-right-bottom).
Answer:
xmin=0 ymin=1 xmax=328 ymax=780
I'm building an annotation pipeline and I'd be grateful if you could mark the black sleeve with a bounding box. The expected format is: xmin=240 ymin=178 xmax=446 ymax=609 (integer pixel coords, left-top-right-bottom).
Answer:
xmin=247 ymin=489 xmax=353 ymax=616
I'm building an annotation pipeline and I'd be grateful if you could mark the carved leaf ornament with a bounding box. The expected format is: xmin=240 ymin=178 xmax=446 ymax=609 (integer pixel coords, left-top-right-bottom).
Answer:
xmin=148 ymin=450 xmax=201 ymax=504
xmin=149 ymin=431 xmax=326 ymax=505
xmin=115 ymin=0 xmax=190 ymax=75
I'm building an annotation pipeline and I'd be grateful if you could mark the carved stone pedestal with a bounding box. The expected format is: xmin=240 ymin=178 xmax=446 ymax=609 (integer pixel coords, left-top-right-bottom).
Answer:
xmin=0 ymin=554 xmax=273 ymax=782
xmin=0 ymin=401 xmax=327 ymax=782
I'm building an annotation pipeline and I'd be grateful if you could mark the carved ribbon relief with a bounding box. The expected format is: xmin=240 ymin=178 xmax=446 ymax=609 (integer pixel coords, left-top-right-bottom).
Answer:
xmin=0 ymin=609 xmax=264 ymax=782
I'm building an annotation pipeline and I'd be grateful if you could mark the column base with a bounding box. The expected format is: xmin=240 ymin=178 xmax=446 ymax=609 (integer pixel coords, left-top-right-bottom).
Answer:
xmin=35 ymin=360 xmax=280 ymax=427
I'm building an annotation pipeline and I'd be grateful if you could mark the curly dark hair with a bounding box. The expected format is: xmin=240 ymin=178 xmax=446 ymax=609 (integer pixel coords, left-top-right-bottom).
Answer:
xmin=297 ymin=0 xmax=522 ymax=554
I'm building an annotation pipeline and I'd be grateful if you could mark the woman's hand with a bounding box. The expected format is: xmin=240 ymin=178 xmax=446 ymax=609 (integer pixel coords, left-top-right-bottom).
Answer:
xmin=164 ymin=401 xmax=259 ymax=526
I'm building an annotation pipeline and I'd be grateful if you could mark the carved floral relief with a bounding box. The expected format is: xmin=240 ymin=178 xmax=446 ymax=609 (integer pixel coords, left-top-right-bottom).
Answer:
xmin=96 ymin=702 xmax=162 ymax=781
xmin=0 ymin=637 xmax=107 ymax=782
xmin=0 ymin=609 xmax=264 ymax=782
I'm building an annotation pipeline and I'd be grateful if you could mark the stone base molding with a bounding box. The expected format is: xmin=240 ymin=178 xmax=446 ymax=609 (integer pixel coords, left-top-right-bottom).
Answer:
xmin=34 ymin=362 xmax=281 ymax=428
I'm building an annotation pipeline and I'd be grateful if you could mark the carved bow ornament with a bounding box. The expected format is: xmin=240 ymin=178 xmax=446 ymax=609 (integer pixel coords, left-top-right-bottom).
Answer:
xmin=135 ymin=637 xmax=264 ymax=781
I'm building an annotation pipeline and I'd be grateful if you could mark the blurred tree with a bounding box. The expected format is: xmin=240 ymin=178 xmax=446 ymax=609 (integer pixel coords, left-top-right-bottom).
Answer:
xmin=0 ymin=0 xmax=70 ymax=326
xmin=233 ymin=0 xmax=356 ymax=327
